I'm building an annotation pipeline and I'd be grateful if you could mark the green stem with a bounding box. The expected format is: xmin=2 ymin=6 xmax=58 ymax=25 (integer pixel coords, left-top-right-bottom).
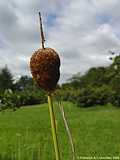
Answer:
xmin=47 ymin=94 xmax=60 ymax=160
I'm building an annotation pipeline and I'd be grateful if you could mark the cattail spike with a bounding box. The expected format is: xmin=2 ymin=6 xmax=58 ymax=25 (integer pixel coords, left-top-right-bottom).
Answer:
xmin=30 ymin=48 xmax=60 ymax=92
xmin=30 ymin=13 xmax=61 ymax=160
xmin=39 ymin=12 xmax=45 ymax=49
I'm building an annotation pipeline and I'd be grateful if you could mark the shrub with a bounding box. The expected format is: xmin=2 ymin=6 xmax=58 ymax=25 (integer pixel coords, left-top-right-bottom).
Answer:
xmin=75 ymin=85 xmax=113 ymax=107
xmin=56 ymin=85 xmax=115 ymax=107
xmin=110 ymin=91 xmax=120 ymax=107
xmin=0 ymin=88 xmax=46 ymax=111
xmin=18 ymin=90 xmax=46 ymax=106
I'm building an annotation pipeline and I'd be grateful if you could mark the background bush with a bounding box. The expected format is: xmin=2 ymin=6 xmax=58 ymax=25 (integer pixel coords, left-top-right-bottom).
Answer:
xmin=55 ymin=55 xmax=120 ymax=107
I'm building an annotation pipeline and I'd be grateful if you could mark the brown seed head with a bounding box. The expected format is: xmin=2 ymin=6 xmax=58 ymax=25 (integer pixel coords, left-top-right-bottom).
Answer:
xmin=30 ymin=48 xmax=60 ymax=92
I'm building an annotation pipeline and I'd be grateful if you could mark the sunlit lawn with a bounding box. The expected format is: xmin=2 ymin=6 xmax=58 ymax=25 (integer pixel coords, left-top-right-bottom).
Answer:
xmin=0 ymin=102 xmax=120 ymax=159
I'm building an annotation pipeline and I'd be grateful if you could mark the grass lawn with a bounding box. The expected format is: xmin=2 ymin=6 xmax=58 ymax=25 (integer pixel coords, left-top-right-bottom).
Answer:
xmin=0 ymin=102 xmax=120 ymax=159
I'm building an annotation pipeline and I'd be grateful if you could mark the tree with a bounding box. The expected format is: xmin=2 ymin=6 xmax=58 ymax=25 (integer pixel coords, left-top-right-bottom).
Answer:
xmin=14 ymin=75 xmax=33 ymax=91
xmin=57 ymin=54 xmax=120 ymax=107
xmin=68 ymin=67 xmax=107 ymax=89
xmin=0 ymin=66 xmax=14 ymax=92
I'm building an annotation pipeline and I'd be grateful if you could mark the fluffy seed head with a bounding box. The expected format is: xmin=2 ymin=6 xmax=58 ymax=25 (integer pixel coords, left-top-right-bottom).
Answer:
xmin=30 ymin=48 xmax=60 ymax=92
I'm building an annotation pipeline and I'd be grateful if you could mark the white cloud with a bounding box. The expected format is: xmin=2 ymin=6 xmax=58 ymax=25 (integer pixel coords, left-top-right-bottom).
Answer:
xmin=0 ymin=0 xmax=120 ymax=83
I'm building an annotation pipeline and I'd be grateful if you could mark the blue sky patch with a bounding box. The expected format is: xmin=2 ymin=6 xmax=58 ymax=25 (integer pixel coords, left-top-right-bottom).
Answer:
xmin=46 ymin=13 xmax=57 ymax=27
xmin=96 ymin=14 xmax=112 ymax=24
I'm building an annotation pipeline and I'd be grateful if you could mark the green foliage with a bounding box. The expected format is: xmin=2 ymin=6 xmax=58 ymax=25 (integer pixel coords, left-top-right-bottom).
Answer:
xmin=56 ymin=55 xmax=120 ymax=107
xmin=0 ymin=66 xmax=14 ymax=92
xmin=18 ymin=89 xmax=46 ymax=106
xmin=1 ymin=54 xmax=120 ymax=109
xmin=0 ymin=89 xmax=26 ymax=111
xmin=75 ymin=85 xmax=112 ymax=107
xmin=14 ymin=75 xmax=33 ymax=91
xmin=0 ymin=88 xmax=46 ymax=111
xmin=0 ymin=67 xmax=46 ymax=110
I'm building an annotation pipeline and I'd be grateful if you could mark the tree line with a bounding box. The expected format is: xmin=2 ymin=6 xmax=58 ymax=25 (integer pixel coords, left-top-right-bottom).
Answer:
xmin=55 ymin=54 xmax=120 ymax=107
xmin=0 ymin=54 xmax=120 ymax=110
xmin=0 ymin=66 xmax=46 ymax=111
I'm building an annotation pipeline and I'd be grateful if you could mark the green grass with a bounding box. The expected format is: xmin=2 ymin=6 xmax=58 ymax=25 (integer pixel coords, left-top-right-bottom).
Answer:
xmin=0 ymin=102 xmax=120 ymax=159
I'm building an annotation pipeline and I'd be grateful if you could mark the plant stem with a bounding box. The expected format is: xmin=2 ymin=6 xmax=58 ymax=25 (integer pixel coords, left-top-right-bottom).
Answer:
xmin=47 ymin=94 xmax=60 ymax=160
xmin=59 ymin=101 xmax=76 ymax=160
xmin=39 ymin=12 xmax=45 ymax=49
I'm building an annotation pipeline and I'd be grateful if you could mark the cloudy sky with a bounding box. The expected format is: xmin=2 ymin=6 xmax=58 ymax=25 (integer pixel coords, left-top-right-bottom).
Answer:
xmin=0 ymin=0 xmax=120 ymax=83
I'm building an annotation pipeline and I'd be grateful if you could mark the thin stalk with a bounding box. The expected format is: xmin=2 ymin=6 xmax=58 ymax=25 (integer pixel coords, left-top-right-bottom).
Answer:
xmin=47 ymin=94 xmax=60 ymax=160
xmin=59 ymin=101 xmax=76 ymax=160
xmin=39 ymin=12 xmax=45 ymax=49
xmin=37 ymin=143 xmax=41 ymax=160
